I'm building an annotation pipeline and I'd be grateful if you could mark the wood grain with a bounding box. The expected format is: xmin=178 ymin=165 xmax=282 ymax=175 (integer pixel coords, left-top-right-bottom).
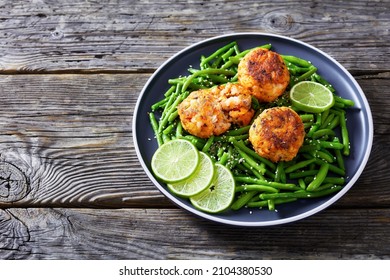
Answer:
xmin=1 ymin=208 xmax=389 ymax=260
xmin=0 ymin=0 xmax=389 ymax=72
xmin=0 ymin=0 xmax=389 ymax=260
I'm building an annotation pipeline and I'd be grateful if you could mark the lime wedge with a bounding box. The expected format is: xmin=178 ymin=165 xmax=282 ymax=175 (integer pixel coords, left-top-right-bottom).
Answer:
xmin=190 ymin=163 xmax=235 ymax=213
xmin=167 ymin=152 xmax=215 ymax=197
xmin=290 ymin=81 xmax=335 ymax=113
xmin=151 ymin=139 xmax=199 ymax=183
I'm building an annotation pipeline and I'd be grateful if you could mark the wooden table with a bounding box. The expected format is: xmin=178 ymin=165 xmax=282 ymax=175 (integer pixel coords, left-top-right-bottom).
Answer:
xmin=1 ymin=0 xmax=389 ymax=260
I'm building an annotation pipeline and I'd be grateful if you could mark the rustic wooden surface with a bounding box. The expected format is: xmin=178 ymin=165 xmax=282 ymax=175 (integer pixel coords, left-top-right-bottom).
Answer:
xmin=0 ymin=0 xmax=389 ymax=260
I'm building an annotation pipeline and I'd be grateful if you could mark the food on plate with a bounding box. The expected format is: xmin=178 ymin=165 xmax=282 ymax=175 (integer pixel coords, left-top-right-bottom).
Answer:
xmin=238 ymin=48 xmax=290 ymax=102
xmin=249 ymin=107 xmax=305 ymax=162
xmin=149 ymin=41 xmax=354 ymax=214
xmin=177 ymin=82 xmax=254 ymax=138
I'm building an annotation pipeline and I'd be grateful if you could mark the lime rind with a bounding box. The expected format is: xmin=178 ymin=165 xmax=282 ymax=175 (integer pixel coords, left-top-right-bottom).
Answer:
xmin=167 ymin=152 xmax=215 ymax=197
xmin=290 ymin=81 xmax=335 ymax=113
xmin=151 ymin=139 xmax=200 ymax=183
xmin=190 ymin=163 xmax=235 ymax=213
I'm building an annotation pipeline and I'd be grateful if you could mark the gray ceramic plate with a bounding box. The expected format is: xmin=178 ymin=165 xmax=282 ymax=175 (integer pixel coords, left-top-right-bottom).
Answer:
xmin=133 ymin=33 xmax=373 ymax=226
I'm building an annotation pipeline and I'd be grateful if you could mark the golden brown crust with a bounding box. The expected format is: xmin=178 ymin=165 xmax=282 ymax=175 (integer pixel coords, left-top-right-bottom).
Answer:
xmin=177 ymin=83 xmax=254 ymax=138
xmin=177 ymin=89 xmax=230 ymax=138
xmin=249 ymin=107 xmax=305 ymax=162
xmin=238 ymin=48 xmax=290 ymax=103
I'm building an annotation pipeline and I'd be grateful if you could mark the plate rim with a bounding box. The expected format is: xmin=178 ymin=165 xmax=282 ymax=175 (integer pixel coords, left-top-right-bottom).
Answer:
xmin=132 ymin=32 xmax=374 ymax=227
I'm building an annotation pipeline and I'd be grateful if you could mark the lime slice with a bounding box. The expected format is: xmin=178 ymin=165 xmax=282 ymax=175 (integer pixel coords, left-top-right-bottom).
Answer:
xmin=290 ymin=81 xmax=335 ymax=113
xmin=167 ymin=152 xmax=215 ymax=197
xmin=190 ymin=163 xmax=235 ymax=213
xmin=151 ymin=139 xmax=199 ymax=183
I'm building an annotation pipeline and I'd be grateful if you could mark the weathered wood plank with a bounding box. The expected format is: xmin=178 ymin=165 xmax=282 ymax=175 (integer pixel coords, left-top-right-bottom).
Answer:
xmin=0 ymin=0 xmax=389 ymax=72
xmin=0 ymin=73 xmax=388 ymax=208
xmin=1 ymin=207 xmax=389 ymax=259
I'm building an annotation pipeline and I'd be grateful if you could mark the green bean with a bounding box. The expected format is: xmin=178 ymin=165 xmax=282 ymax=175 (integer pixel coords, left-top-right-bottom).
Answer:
xmin=259 ymin=185 xmax=342 ymax=200
xmin=300 ymin=114 xmax=315 ymax=123
xmin=306 ymin=163 xmax=329 ymax=191
xmin=303 ymin=176 xmax=345 ymax=185
xmin=168 ymin=77 xmax=187 ymax=85
xmin=226 ymin=44 xmax=272 ymax=65
xmin=333 ymin=101 xmax=346 ymax=109
xmin=221 ymin=47 xmax=236 ymax=61
xmin=299 ymin=143 xmax=321 ymax=153
xmin=218 ymin=152 xmax=230 ymax=165
xmin=233 ymin=44 xmax=241 ymax=55
xmin=230 ymin=138 xmax=276 ymax=170
xmin=326 ymin=115 xmax=340 ymax=130
xmin=247 ymin=197 xmax=297 ymax=208
xmin=334 ymin=143 xmax=346 ymax=170
xmin=225 ymin=125 xmax=251 ymax=136
xmin=202 ymin=135 xmax=215 ymax=153
xmin=320 ymin=110 xmax=330 ymax=125
xmin=275 ymin=161 xmax=287 ymax=183
xmin=200 ymin=41 xmax=237 ymax=67
xmin=215 ymin=134 xmax=249 ymax=142
xmin=246 ymin=200 xmax=268 ymax=208
xmin=312 ymin=129 xmax=336 ymax=139
xmin=281 ymin=55 xmax=313 ymax=68
xmin=160 ymin=85 xmax=180 ymax=119
xmin=258 ymin=43 xmax=272 ymax=50
xmin=158 ymin=92 xmax=185 ymax=133
xmin=207 ymin=74 xmax=230 ymax=84
xmin=339 ymin=110 xmax=350 ymax=156
xmin=176 ymin=121 xmax=183 ymax=137
xmin=163 ymin=85 xmax=176 ymax=97
xmin=307 ymin=113 xmax=322 ymax=137
xmin=234 ymin=176 xmax=300 ymax=191
xmin=235 ymin=184 xmax=279 ymax=193
xmin=149 ymin=112 xmax=162 ymax=146
xmin=327 ymin=163 xmax=346 ymax=176
xmin=314 ymin=150 xmax=335 ymax=163
xmin=162 ymin=133 xmax=170 ymax=144
xmin=241 ymin=161 xmax=266 ymax=180
xmin=285 ymin=63 xmax=311 ymax=75
xmin=298 ymin=178 xmax=306 ymax=190
xmin=268 ymin=199 xmax=275 ymax=211
xmin=303 ymin=122 xmax=313 ymax=130
xmin=323 ymin=177 xmax=345 ymax=185
xmin=231 ymin=191 xmax=258 ymax=211
xmin=319 ymin=113 xmax=335 ymax=129
xmin=182 ymin=69 xmax=236 ymax=92
xmin=285 ymin=158 xmax=316 ymax=173
xmin=312 ymin=73 xmax=335 ymax=92
xmin=168 ymin=110 xmax=179 ymax=122
xmin=180 ymin=135 xmax=206 ymax=150
xmin=291 ymin=66 xmax=318 ymax=86
xmin=236 ymin=147 xmax=267 ymax=175
xmin=289 ymin=169 xmax=319 ymax=179
xmin=163 ymin=123 xmax=174 ymax=135
xmin=220 ymin=60 xmax=235 ymax=70
xmin=312 ymin=183 xmax=336 ymax=192
xmin=151 ymin=96 xmax=169 ymax=111
xmin=319 ymin=140 xmax=344 ymax=150
xmin=334 ymin=95 xmax=355 ymax=107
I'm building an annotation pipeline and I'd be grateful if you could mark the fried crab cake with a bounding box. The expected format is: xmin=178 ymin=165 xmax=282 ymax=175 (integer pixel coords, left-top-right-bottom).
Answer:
xmin=216 ymin=83 xmax=255 ymax=127
xmin=177 ymin=89 xmax=230 ymax=138
xmin=177 ymin=83 xmax=255 ymax=138
xmin=249 ymin=107 xmax=305 ymax=162
xmin=238 ymin=48 xmax=290 ymax=103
